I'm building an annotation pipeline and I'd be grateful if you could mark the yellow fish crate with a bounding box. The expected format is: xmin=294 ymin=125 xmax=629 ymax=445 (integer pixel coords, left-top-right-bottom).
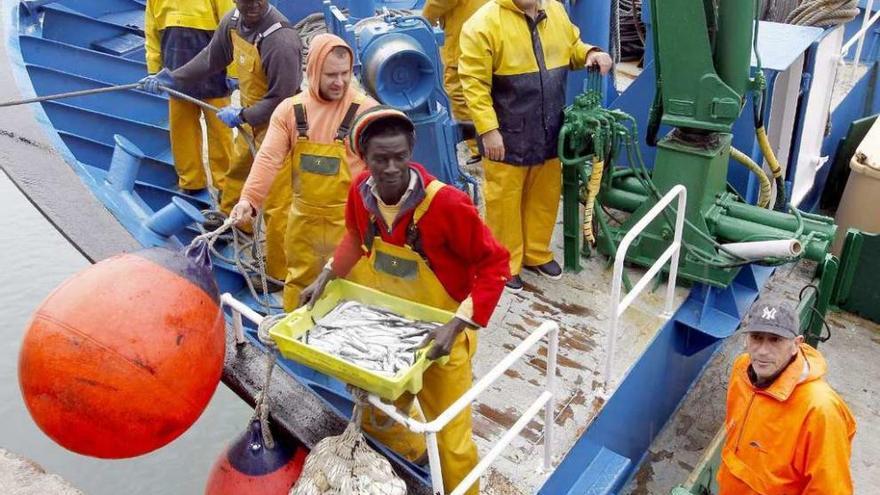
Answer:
xmin=269 ymin=279 xmax=453 ymax=400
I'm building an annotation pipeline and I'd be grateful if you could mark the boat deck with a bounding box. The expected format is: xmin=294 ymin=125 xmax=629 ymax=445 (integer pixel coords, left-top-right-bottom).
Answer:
xmin=470 ymin=224 xmax=688 ymax=494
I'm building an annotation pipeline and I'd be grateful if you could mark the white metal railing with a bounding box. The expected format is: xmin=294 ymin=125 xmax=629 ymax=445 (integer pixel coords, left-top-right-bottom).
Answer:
xmin=604 ymin=185 xmax=686 ymax=391
xmin=221 ymin=293 xmax=560 ymax=495
xmin=221 ymin=292 xmax=260 ymax=345
xmin=367 ymin=321 xmax=559 ymax=495
xmin=841 ymin=0 xmax=880 ymax=77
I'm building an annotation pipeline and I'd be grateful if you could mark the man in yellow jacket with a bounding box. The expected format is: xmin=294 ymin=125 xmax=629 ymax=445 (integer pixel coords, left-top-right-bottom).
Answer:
xmin=459 ymin=0 xmax=611 ymax=291
xmin=144 ymin=0 xmax=235 ymax=194
xmin=228 ymin=34 xmax=378 ymax=310
xmin=422 ymin=0 xmax=488 ymax=160
xmin=718 ymin=300 xmax=856 ymax=494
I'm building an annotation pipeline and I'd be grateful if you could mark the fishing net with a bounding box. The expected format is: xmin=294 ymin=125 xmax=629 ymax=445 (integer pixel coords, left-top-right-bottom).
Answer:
xmin=289 ymin=391 xmax=407 ymax=495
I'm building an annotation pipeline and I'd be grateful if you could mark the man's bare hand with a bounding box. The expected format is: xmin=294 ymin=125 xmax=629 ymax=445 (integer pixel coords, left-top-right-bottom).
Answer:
xmin=229 ymin=200 xmax=255 ymax=227
xmin=416 ymin=317 xmax=469 ymax=360
xmin=298 ymin=268 xmax=336 ymax=309
xmin=587 ymin=51 xmax=614 ymax=75
xmin=481 ymin=129 xmax=505 ymax=162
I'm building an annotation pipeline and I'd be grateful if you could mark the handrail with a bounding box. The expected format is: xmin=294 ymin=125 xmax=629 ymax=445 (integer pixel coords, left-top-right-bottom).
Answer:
xmin=841 ymin=1 xmax=879 ymax=75
xmin=367 ymin=321 xmax=560 ymax=495
xmin=221 ymin=292 xmax=263 ymax=345
xmin=604 ymin=185 xmax=686 ymax=391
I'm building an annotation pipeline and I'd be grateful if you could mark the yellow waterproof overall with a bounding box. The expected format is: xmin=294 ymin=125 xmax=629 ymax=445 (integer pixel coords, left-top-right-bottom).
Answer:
xmin=348 ymin=181 xmax=480 ymax=495
xmin=224 ymin=21 xmax=292 ymax=280
xmin=483 ymin=157 xmax=561 ymax=276
xmin=169 ymin=95 xmax=233 ymax=191
xmin=282 ymin=98 xmax=361 ymax=310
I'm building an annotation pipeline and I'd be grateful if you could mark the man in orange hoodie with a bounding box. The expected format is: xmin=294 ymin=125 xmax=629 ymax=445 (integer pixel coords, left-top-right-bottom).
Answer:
xmin=718 ymin=299 xmax=856 ymax=495
xmin=229 ymin=34 xmax=378 ymax=310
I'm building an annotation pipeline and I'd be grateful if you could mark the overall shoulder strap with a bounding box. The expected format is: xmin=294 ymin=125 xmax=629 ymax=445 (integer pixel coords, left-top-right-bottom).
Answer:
xmin=335 ymin=102 xmax=362 ymax=142
xmin=255 ymin=17 xmax=294 ymax=50
xmin=293 ymin=102 xmax=309 ymax=139
xmin=413 ymin=180 xmax=446 ymax=224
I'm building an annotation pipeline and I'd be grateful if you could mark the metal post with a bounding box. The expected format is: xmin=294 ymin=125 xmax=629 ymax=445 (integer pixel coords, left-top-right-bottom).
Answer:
xmin=232 ymin=310 xmax=245 ymax=345
xmin=221 ymin=292 xmax=264 ymax=345
xmin=841 ymin=5 xmax=880 ymax=56
xmin=543 ymin=326 xmax=559 ymax=471
xmin=663 ymin=189 xmax=687 ymax=317
xmin=426 ymin=432 xmax=445 ymax=495
xmin=450 ymin=393 xmax=552 ymax=495
xmin=850 ymin=0 xmax=876 ymax=81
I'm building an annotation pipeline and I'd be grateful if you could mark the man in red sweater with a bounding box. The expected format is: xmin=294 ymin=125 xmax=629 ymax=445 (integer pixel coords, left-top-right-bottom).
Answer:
xmin=301 ymin=106 xmax=509 ymax=495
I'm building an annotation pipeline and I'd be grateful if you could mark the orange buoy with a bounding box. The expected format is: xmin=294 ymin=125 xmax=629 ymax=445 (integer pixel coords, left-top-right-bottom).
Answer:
xmin=205 ymin=420 xmax=307 ymax=494
xmin=18 ymin=245 xmax=225 ymax=458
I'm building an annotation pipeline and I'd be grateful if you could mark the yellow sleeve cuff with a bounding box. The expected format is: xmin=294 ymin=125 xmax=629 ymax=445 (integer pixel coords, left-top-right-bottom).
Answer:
xmin=454 ymin=296 xmax=479 ymax=328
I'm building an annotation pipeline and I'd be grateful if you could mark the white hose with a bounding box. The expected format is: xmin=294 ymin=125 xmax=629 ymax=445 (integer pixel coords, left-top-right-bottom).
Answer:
xmin=720 ymin=239 xmax=803 ymax=260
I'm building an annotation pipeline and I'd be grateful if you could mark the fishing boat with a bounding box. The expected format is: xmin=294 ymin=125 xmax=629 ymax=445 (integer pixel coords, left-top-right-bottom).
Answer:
xmin=1 ymin=0 xmax=877 ymax=493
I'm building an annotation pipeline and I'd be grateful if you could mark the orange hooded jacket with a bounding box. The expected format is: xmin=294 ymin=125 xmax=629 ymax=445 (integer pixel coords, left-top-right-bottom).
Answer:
xmin=718 ymin=343 xmax=856 ymax=495
xmin=240 ymin=34 xmax=378 ymax=208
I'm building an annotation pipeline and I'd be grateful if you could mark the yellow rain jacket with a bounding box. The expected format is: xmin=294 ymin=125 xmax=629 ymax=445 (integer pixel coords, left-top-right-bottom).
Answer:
xmin=144 ymin=0 xmax=235 ymax=76
xmin=718 ymin=343 xmax=857 ymax=494
xmin=459 ymin=0 xmax=596 ymax=165
xmin=423 ymin=0 xmax=487 ymax=70
xmin=423 ymin=0 xmax=488 ymax=154
xmin=144 ymin=0 xmax=235 ymax=191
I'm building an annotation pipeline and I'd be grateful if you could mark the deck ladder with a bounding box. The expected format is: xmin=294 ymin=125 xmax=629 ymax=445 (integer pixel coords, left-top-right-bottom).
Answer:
xmin=604 ymin=184 xmax=687 ymax=391
xmin=220 ymin=294 xmax=560 ymax=495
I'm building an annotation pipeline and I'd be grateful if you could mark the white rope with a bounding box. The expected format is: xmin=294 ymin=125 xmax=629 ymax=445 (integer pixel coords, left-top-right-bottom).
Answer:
xmin=194 ymin=210 xmax=284 ymax=312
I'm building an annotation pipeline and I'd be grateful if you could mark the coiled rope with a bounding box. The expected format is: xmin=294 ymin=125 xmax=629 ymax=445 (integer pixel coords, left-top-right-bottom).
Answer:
xmin=785 ymin=0 xmax=860 ymax=27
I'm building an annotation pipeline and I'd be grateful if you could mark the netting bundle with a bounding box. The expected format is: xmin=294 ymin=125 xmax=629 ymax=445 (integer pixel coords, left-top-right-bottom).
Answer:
xmin=289 ymin=403 xmax=406 ymax=495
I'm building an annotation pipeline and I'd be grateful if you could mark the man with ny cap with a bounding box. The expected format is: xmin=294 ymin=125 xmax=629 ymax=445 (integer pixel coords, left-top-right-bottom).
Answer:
xmin=718 ymin=299 xmax=856 ymax=495
xmin=301 ymin=106 xmax=510 ymax=495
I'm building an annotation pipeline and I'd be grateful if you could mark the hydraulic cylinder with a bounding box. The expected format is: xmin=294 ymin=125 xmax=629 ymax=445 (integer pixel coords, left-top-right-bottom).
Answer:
xmin=712 ymin=214 xmax=831 ymax=261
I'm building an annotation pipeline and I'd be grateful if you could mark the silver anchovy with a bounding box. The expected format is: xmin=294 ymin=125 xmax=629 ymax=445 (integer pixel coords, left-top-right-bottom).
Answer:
xmin=299 ymin=300 xmax=439 ymax=375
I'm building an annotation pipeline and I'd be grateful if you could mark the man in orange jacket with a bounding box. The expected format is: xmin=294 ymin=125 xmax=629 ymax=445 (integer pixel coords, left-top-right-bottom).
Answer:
xmin=718 ymin=299 xmax=856 ymax=495
xmin=229 ymin=34 xmax=378 ymax=310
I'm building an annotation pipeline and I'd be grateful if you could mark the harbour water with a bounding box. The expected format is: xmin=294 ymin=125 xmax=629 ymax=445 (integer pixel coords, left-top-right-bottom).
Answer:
xmin=0 ymin=171 xmax=252 ymax=494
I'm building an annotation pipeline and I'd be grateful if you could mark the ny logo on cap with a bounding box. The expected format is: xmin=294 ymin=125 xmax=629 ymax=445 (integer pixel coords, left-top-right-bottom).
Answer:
xmin=762 ymin=307 xmax=778 ymax=320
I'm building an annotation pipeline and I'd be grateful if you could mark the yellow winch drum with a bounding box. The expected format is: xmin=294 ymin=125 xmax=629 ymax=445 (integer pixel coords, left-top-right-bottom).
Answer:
xmin=269 ymin=279 xmax=453 ymax=400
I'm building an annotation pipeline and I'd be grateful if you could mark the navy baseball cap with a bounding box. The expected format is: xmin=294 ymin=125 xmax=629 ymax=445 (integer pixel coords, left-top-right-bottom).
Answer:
xmin=743 ymin=300 xmax=799 ymax=338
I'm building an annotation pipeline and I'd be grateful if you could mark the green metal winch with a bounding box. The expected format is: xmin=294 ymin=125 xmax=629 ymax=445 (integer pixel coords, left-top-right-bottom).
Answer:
xmin=559 ymin=0 xmax=837 ymax=289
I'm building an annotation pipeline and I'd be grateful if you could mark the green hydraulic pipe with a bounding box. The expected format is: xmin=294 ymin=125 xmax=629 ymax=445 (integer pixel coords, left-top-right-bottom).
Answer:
xmin=616 ymin=176 xmax=648 ymax=195
xmin=721 ymin=202 xmax=836 ymax=239
xmin=712 ymin=215 xmax=831 ymax=261
xmin=601 ymin=187 xmax=647 ymax=213
xmin=795 ymin=254 xmax=837 ymax=347
xmin=714 ymin=0 xmax=755 ymax=98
